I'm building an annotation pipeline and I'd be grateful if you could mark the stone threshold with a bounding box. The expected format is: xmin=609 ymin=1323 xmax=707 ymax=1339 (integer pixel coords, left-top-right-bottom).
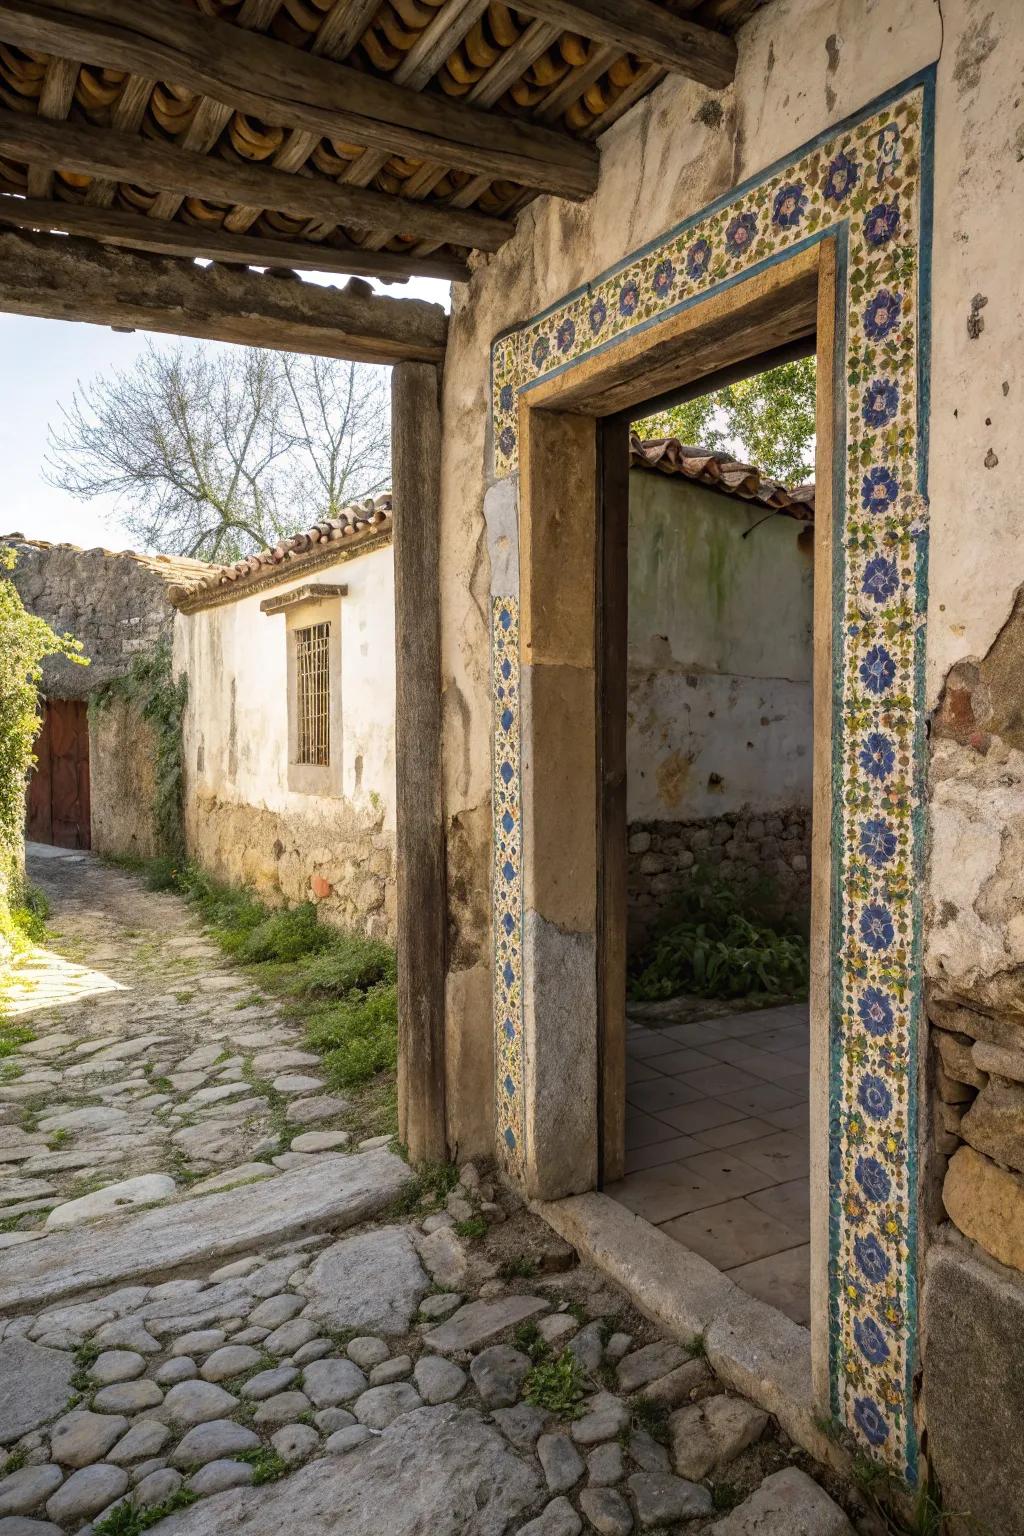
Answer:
xmin=0 ymin=1148 xmax=413 ymax=1314
xmin=533 ymin=1191 xmax=850 ymax=1479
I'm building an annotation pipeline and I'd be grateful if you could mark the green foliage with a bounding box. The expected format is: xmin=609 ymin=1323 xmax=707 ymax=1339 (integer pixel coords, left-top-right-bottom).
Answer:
xmin=92 ymin=640 xmax=187 ymax=862
xmin=638 ymin=356 xmax=817 ymax=484
xmin=513 ymin=1321 xmax=550 ymax=1364
xmin=306 ymin=983 xmax=398 ymax=1088
xmin=0 ymin=1022 xmax=35 ymax=1059
xmin=0 ymin=548 xmax=85 ymax=948
xmin=291 ymin=934 xmax=397 ymax=996
xmin=453 ymin=1215 xmax=488 ymax=1240
xmin=524 ymin=1351 xmax=586 ymax=1419
xmin=236 ymin=1447 xmax=289 ymax=1484
xmin=92 ymin=1489 xmax=198 ymax=1535
xmin=236 ymin=902 xmax=330 ymax=964
xmin=628 ymin=870 xmax=809 ymax=1003
xmin=499 ymin=1256 xmax=539 ymax=1281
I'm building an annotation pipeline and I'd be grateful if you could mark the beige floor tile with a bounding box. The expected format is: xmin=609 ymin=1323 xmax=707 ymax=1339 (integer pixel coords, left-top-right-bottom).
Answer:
xmin=626 ymin=1076 xmax=705 ymax=1114
xmin=676 ymin=1147 xmax=775 ymax=1201
xmin=726 ymin=1243 xmax=811 ymax=1326
xmin=624 ymin=1133 xmax=707 ymax=1173
xmin=717 ymin=1082 xmax=806 ymax=1117
xmin=746 ymin=1177 xmax=810 ymax=1240
xmin=654 ymin=1098 xmax=749 ymax=1135
xmin=626 ymin=1109 xmax=683 ymax=1149
xmin=606 ymin=1162 xmax=719 ymax=1224
xmin=646 ymin=1047 xmax=723 ymax=1075
xmin=690 ymin=1115 xmax=778 ymax=1150
xmin=675 ymin=1063 xmax=766 ymax=1097
xmin=760 ymin=1101 xmax=811 ymax=1131
xmin=730 ymin=1130 xmax=809 ymax=1184
xmin=661 ymin=1197 xmax=808 ymax=1270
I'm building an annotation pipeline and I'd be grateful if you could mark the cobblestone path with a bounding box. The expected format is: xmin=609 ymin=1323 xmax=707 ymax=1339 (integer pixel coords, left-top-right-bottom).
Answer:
xmin=0 ymin=849 xmax=860 ymax=1536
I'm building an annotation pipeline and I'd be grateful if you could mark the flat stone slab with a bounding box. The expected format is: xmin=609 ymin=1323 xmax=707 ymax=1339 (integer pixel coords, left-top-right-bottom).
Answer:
xmin=153 ymin=1404 xmax=540 ymax=1536
xmin=46 ymin=1174 xmax=177 ymax=1228
xmin=0 ymin=1151 xmax=414 ymax=1313
xmin=709 ymin=1469 xmax=854 ymax=1535
xmin=298 ymin=1227 xmax=430 ymax=1335
xmin=424 ymin=1296 xmax=550 ymax=1355
xmin=0 ymin=1339 xmax=74 ymax=1444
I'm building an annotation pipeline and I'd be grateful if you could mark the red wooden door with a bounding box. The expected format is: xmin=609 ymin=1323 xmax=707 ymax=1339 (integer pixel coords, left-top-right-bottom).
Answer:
xmin=26 ymin=699 xmax=91 ymax=849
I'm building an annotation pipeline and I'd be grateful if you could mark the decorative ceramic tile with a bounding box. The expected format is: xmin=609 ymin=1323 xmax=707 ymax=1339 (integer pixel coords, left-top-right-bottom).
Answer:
xmin=491 ymin=596 xmax=525 ymax=1177
xmin=487 ymin=70 xmax=935 ymax=1483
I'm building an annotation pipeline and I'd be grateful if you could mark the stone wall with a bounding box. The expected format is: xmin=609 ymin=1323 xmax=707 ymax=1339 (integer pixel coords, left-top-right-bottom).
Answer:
xmin=184 ymin=791 xmax=394 ymax=941
xmin=1 ymin=539 xmax=178 ymax=699
xmin=88 ymin=698 xmax=161 ymax=862
xmin=628 ymin=808 xmax=811 ymax=945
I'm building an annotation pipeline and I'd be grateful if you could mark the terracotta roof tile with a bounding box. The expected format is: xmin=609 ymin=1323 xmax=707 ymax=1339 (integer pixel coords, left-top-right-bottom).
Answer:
xmin=169 ymin=494 xmax=393 ymax=607
xmin=629 ymin=433 xmax=815 ymax=522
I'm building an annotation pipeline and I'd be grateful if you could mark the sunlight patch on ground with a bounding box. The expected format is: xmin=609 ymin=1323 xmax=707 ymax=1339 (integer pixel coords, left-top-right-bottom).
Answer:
xmin=1 ymin=943 xmax=126 ymax=1018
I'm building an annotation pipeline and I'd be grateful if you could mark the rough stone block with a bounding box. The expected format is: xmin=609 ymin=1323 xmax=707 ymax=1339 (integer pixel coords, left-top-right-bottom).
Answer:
xmin=960 ymin=1078 xmax=1024 ymax=1175
xmin=933 ymin=1029 xmax=988 ymax=1088
xmin=943 ymin=1146 xmax=1024 ymax=1269
xmin=924 ymin=1240 xmax=1024 ymax=1536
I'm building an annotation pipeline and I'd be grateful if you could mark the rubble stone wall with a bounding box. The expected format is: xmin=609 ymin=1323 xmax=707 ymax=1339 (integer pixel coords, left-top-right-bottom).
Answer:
xmin=627 ymin=809 xmax=811 ymax=944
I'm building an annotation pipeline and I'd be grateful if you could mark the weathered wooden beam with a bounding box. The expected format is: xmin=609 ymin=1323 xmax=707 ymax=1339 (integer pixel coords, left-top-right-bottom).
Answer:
xmin=0 ymin=0 xmax=599 ymax=199
xmin=0 ymin=229 xmax=448 ymax=364
xmin=506 ymin=0 xmax=736 ymax=87
xmin=0 ymin=110 xmax=510 ymax=252
xmin=392 ymin=361 xmax=448 ymax=1165
xmin=0 ymin=194 xmax=469 ymax=282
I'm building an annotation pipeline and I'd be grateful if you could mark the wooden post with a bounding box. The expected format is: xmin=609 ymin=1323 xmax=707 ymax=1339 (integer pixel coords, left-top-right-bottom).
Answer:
xmin=392 ymin=361 xmax=448 ymax=1165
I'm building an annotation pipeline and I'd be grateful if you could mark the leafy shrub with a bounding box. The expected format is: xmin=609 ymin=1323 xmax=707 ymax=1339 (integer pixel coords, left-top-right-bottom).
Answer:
xmin=306 ymin=981 xmax=398 ymax=1086
xmin=629 ymin=869 xmax=809 ymax=1003
xmin=292 ymin=934 xmax=397 ymax=996
xmin=237 ymin=901 xmax=330 ymax=964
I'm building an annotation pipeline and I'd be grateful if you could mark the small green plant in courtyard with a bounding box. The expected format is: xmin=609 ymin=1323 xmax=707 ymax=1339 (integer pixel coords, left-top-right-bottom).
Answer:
xmin=513 ymin=1321 xmax=550 ymax=1364
xmin=453 ymin=1215 xmax=488 ymax=1240
xmin=47 ymin=1126 xmax=72 ymax=1149
xmin=628 ymin=868 xmax=809 ymax=1003
xmin=524 ymin=1351 xmax=586 ymax=1419
xmin=0 ymin=1022 xmax=34 ymax=1058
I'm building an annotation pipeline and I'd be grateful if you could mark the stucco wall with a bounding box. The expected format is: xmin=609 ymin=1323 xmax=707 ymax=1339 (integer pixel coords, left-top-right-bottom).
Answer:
xmin=174 ymin=543 xmax=397 ymax=938
xmin=627 ymin=471 xmax=813 ymax=822
xmin=88 ymin=699 xmax=160 ymax=862
xmin=436 ymin=0 xmax=1024 ymax=1511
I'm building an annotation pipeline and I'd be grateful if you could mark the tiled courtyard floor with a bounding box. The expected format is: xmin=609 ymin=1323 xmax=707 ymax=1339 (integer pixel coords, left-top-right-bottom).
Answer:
xmin=607 ymin=1002 xmax=810 ymax=1325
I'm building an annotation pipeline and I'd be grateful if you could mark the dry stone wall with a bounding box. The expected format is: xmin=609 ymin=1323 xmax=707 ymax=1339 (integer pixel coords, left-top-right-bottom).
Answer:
xmin=185 ymin=792 xmax=395 ymax=941
xmin=1 ymin=539 xmax=177 ymax=699
xmin=627 ymin=808 xmax=811 ymax=943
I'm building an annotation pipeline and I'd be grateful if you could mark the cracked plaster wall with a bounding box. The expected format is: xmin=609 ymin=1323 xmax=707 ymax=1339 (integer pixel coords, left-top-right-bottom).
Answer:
xmin=438 ymin=0 xmax=1022 ymax=1167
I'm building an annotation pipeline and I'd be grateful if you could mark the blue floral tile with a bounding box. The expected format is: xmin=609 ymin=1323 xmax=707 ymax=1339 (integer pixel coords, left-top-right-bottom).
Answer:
xmin=487 ymin=74 xmax=934 ymax=1484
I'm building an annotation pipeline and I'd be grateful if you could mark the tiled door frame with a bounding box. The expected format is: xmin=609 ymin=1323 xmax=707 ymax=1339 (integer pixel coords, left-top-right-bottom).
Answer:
xmin=488 ymin=70 xmax=934 ymax=1482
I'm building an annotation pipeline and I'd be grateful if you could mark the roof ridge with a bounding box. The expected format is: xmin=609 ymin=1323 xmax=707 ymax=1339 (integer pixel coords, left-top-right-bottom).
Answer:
xmin=628 ymin=433 xmax=815 ymax=521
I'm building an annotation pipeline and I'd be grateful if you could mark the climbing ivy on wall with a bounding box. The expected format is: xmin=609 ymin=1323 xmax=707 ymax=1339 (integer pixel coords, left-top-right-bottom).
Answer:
xmin=91 ymin=639 xmax=188 ymax=864
xmin=0 ymin=548 xmax=84 ymax=949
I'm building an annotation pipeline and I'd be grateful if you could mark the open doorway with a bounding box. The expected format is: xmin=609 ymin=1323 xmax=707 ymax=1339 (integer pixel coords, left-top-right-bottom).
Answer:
xmin=606 ymin=360 xmax=816 ymax=1326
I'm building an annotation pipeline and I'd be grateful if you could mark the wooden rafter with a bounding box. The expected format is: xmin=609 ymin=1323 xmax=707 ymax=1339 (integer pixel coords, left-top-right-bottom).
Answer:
xmin=0 ymin=195 xmax=469 ymax=282
xmin=0 ymin=0 xmax=600 ymax=199
xmin=508 ymin=0 xmax=737 ymax=87
xmin=0 ymin=111 xmax=513 ymax=251
xmin=0 ymin=228 xmax=449 ymax=364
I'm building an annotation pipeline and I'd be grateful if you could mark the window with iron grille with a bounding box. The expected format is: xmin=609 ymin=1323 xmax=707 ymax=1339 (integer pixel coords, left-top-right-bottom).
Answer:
xmin=294 ymin=621 xmax=331 ymax=766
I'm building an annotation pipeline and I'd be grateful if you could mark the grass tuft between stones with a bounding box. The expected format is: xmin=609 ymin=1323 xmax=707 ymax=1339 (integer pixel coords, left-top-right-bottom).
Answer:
xmin=523 ymin=1351 xmax=586 ymax=1420
xmin=92 ymin=1489 xmax=199 ymax=1536
xmin=237 ymin=1447 xmax=290 ymax=1484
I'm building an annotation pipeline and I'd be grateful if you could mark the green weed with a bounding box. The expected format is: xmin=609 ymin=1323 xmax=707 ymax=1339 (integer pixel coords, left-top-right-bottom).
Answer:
xmin=306 ymin=984 xmax=397 ymax=1088
xmin=237 ymin=1447 xmax=289 ymax=1484
xmin=70 ymin=1339 xmax=101 ymax=1394
xmin=0 ymin=1023 xmax=34 ymax=1058
xmin=47 ymin=1127 xmax=72 ymax=1149
xmin=92 ymin=1489 xmax=198 ymax=1535
xmin=454 ymin=1216 xmax=487 ymax=1240
xmin=291 ymin=936 xmax=396 ymax=997
xmin=629 ymin=1397 xmax=671 ymax=1445
xmin=513 ymin=1321 xmax=550 ymax=1364
xmin=628 ymin=868 xmax=809 ymax=1003
xmin=499 ymin=1256 xmax=538 ymax=1281
xmin=524 ymin=1351 xmax=586 ymax=1419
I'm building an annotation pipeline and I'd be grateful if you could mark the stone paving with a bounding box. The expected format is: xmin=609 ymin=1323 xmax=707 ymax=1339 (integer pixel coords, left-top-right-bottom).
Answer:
xmin=0 ymin=850 xmax=864 ymax=1536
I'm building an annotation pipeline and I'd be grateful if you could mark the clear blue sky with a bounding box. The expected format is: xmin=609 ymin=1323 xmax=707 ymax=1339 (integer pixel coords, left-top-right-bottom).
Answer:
xmin=0 ymin=270 xmax=450 ymax=552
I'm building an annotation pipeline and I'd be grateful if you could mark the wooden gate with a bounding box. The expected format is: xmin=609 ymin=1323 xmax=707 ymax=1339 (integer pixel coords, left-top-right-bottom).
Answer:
xmin=26 ymin=698 xmax=91 ymax=849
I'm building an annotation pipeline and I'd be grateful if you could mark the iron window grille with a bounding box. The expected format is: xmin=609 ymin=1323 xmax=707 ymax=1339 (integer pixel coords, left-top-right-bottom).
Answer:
xmin=294 ymin=621 xmax=331 ymax=767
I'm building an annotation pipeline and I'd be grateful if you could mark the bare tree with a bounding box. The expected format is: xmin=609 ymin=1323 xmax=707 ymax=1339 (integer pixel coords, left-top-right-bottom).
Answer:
xmin=45 ymin=342 xmax=391 ymax=562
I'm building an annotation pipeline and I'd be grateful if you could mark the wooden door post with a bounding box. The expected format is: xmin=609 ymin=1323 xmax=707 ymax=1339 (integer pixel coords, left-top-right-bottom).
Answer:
xmin=391 ymin=361 xmax=448 ymax=1165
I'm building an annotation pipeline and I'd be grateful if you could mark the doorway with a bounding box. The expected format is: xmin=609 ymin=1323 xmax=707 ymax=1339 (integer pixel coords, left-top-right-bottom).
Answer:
xmin=26 ymin=697 xmax=91 ymax=849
